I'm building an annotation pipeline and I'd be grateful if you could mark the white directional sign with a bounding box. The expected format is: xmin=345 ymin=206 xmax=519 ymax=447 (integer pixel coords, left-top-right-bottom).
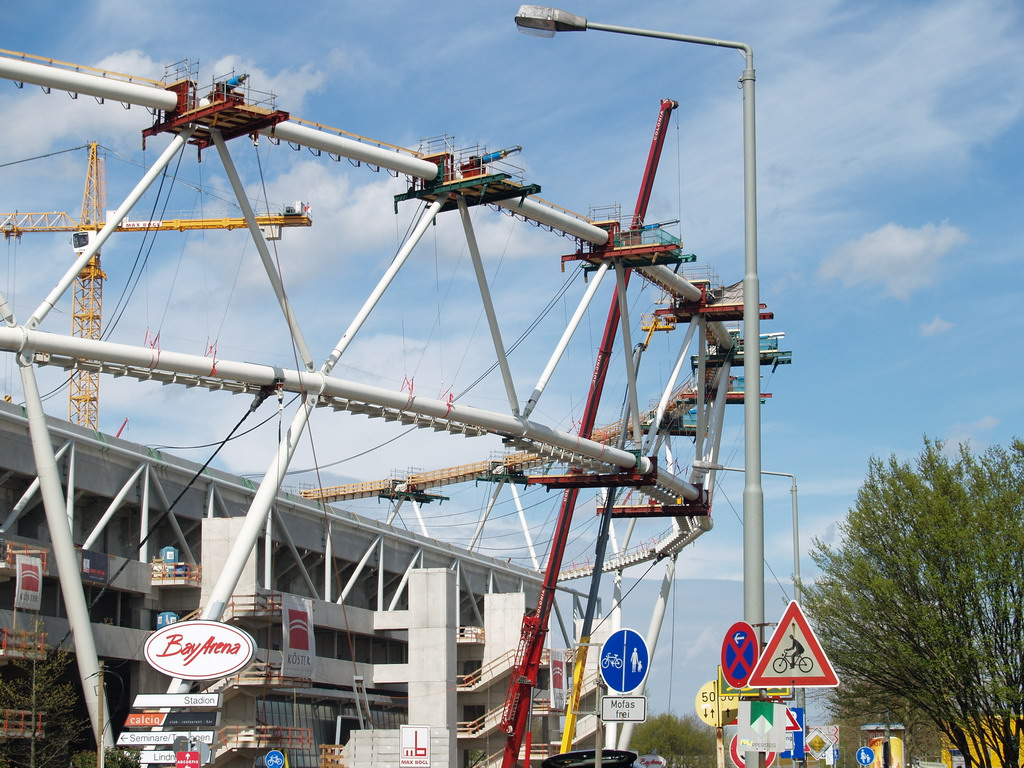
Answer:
xmin=116 ymin=730 xmax=215 ymax=747
xmin=132 ymin=693 xmax=221 ymax=708
xmin=138 ymin=752 xmax=176 ymax=765
xmin=601 ymin=695 xmax=647 ymax=722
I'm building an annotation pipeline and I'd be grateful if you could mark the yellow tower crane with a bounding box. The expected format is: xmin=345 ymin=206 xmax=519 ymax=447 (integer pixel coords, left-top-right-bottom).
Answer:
xmin=1 ymin=142 xmax=312 ymax=429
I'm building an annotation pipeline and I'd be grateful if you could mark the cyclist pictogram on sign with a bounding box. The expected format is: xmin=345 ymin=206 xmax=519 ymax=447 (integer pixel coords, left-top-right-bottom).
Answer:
xmin=747 ymin=601 xmax=839 ymax=688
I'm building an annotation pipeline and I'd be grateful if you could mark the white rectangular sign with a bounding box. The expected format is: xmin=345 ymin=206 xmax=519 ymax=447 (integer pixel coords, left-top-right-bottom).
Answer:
xmin=601 ymin=695 xmax=648 ymax=722
xmin=281 ymin=594 xmax=315 ymax=679
xmin=116 ymin=731 xmax=215 ymax=746
xmin=14 ymin=554 xmax=43 ymax=611
xmin=138 ymin=751 xmax=176 ymax=765
xmin=132 ymin=693 xmax=221 ymax=708
xmin=400 ymin=724 xmax=431 ymax=767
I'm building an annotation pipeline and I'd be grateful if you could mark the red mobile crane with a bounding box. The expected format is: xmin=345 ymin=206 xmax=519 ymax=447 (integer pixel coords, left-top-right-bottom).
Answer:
xmin=499 ymin=98 xmax=679 ymax=767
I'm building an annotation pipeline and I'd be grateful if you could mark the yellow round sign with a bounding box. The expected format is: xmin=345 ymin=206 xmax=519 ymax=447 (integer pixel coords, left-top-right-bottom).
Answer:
xmin=694 ymin=680 xmax=739 ymax=727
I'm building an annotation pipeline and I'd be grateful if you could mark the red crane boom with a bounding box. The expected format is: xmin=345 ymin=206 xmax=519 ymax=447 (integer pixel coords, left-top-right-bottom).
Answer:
xmin=499 ymin=98 xmax=679 ymax=767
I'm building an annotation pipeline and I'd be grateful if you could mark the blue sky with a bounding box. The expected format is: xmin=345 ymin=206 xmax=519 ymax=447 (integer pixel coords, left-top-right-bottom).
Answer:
xmin=2 ymin=0 xmax=1023 ymax=722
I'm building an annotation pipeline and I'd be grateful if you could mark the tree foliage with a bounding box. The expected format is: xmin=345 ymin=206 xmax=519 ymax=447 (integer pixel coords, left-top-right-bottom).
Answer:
xmin=0 ymin=644 xmax=89 ymax=768
xmin=803 ymin=438 xmax=1024 ymax=768
xmin=631 ymin=713 xmax=716 ymax=768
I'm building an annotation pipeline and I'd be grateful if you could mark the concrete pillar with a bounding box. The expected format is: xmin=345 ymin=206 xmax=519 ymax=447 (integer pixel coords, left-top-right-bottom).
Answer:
xmin=407 ymin=568 xmax=457 ymax=762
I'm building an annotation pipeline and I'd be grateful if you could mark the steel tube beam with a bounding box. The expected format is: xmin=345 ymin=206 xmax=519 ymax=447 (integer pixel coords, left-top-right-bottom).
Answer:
xmin=212 ymin=130 xmax=316 ymax=372
xmin=82 ymin=463 xmax=146 ymax=550
xmin=642 ymin=320 xmax=698 ymax=454
xmin=458 ymin=196 xmax=520 ymax=416
xmin=265 ymin=121 xmax=439 ymax=181
xmin=320 ymin=194 xmax=450 ymax=372
xmin=0 ymin=327 xmax=662 ymax=478
xmin=29 ymin=128 xmax=192 ymax=329
xmin=0 ymin=56 xmax=179 ymax=110
xmin=494 ymin=196 xmax=609 ymax=244
xmin=18 ymin=358 xmax=110 ymax=748
xmin=522 ymin=260 xmax=610 ymax=419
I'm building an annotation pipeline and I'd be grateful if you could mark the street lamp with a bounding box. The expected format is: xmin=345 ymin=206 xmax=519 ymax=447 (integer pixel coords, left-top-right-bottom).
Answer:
xmin=515 ymin=3 xmax=764 ymax=628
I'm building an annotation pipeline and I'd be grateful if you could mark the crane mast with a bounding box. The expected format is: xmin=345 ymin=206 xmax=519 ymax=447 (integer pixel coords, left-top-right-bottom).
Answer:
xmin=69 ymin=142 xmax=106 ymax=428
xmin=499 ymin=98 xmax=679 ymax=767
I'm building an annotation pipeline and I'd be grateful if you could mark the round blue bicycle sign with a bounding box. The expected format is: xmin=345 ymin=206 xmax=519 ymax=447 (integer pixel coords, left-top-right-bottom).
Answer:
xmin=600 ymin=628 xmax=649 ymax=693
xmin=265 ymin=750 xmax=285 ymax=768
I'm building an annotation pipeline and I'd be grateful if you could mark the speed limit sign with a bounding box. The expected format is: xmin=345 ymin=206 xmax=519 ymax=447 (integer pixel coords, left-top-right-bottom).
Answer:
xmin=694 ymin=679 xmax=738 ymax=727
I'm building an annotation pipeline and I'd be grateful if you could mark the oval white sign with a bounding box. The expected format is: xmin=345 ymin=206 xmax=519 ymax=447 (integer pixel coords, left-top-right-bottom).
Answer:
xmin=144 ymin=620 xmax=256 ymax=680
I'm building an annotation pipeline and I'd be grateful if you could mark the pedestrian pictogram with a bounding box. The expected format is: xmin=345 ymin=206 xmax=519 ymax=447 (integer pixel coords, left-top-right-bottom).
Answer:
xmin=747 ymin=601 xmax=839 ymax=687
xmin=857 ymin=747 xmax=876 ymax=766
xmin=721 ymin=620 xmax=759 ymax=688
xmin=600 ymin=628 xmax=649 ymax=693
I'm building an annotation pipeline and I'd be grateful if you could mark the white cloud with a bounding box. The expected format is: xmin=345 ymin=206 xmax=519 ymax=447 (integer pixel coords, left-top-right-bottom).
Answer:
xmin=920 ymin=315 xmax=953 ymax=336
xmin=943 ymin=416 xmax=1001 ymax=454
xmin=819 ymin=221 xmax=967 ymax=298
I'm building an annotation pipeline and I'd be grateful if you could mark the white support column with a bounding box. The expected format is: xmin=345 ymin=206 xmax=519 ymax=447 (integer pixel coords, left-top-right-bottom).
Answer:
xmin=642 ymin=320 xmax=698 ymax=455
xmin=410 ymin=499 xmax=429 ymax=538
xmin=212 ymin=129 xmax=316 ymax=372
xmin=522 ymin=260 xmax=610 ymax=419
xmin=320 ymin=193 xmax=450 ymax=373
xmin=82 ymin=463 xmax=145 ymax=551
xmin=140 ymin=465 xmax=150 ymax=562
xmin=200 ymin=194 xmax=449 ymax=625
xmin=64 ymin=442 xmax=75 ymax=526
xmin=377 ymin=538 xmax=385 ymax=612
xmin=147 ymin=476 xmax=195 ymax=564
xmin=28 ymin=129 xmax=193 ymax=330
xmin=695 ymin=319 xmax=709 ymax=460
xmin=614 ymin=262 xmax=644 ymax=445
xmin=0 ymin=441 xmax=71 ymax=532
xmin=617 ymin=554 xmax=677 ymax=749
xmin=457 ymin=195 xmax=520 ymax=416
xmin=385 ymin=498 xmax=405 ymax=526
xmin=323 ymin=521 xmax=333 ymax=601
xmin=387 ymin=550 xmax=423 ymax=611
xmin=509 ymin=483 xmax=539 ymax=569
xmin=17 ymin=358 xmax=111 ymax=748
xmin=272 ymin=512 xmax=319 ymax=598
xmin=264 ymin=506 xmax=274 ymax=591
xmin=467 ymin=479 xmax=506 ymax=552
xmin=339 ymin=535 xmax=382 ymax=603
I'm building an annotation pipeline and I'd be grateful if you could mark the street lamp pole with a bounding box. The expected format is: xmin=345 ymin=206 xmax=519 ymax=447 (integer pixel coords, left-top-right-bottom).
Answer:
xmin=514 ymin=5 xmax=764 ymax=631
xmin=696 ymin=461 xmax=806 ymax=768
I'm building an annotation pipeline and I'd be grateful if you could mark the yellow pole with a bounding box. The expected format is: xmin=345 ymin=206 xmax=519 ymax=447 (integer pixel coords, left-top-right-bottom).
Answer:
xmin=560 ymin=642 xmax=591 ymax=753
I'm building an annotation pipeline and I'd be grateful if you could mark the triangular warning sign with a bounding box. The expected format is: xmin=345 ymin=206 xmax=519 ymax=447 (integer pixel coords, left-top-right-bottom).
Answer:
xmin=748 ymin=601 xmax=839 ymax=687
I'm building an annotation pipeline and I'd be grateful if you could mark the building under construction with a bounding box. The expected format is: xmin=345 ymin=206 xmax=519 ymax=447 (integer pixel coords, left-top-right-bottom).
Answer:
xmin=0 ymin=49 xmax=788 ymax=768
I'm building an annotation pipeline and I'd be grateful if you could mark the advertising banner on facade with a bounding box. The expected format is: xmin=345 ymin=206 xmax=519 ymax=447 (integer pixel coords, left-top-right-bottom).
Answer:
xmin=549 ymin=648 xmax=568 ymax=711
xmin=15 ymin=554 xmax=43 ymax=610
xmin=281 ymin=594 xmax=315 ymax=679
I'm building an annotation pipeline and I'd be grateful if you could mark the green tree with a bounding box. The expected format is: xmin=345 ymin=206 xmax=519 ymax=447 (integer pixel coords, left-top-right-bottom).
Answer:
xmin=803 ymin=438 xmax=1024 ymax=768
xmin=0 ymin=644 xmax=89 ymax=768
xmin=631 ymin=712 xmax=716 ymax=768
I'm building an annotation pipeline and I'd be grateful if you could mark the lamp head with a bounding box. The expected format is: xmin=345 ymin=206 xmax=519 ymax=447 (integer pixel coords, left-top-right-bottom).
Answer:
xmin=514 ymin=5 xmax=588 ymax=36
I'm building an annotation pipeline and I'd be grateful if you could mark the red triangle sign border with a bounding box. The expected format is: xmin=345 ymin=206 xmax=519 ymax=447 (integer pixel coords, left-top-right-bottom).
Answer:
xmin=747 ymin=601 xmax=839 ymax=688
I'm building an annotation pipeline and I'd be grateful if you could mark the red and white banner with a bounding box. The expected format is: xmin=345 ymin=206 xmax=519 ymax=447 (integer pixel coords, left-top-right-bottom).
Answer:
xmin=281 ymin=594 xmax=315 ymax=679
xmin=15 ymin=555 xmax=42 ymax=611
xmin=549 ymin=648 xmax=568 ymax=711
